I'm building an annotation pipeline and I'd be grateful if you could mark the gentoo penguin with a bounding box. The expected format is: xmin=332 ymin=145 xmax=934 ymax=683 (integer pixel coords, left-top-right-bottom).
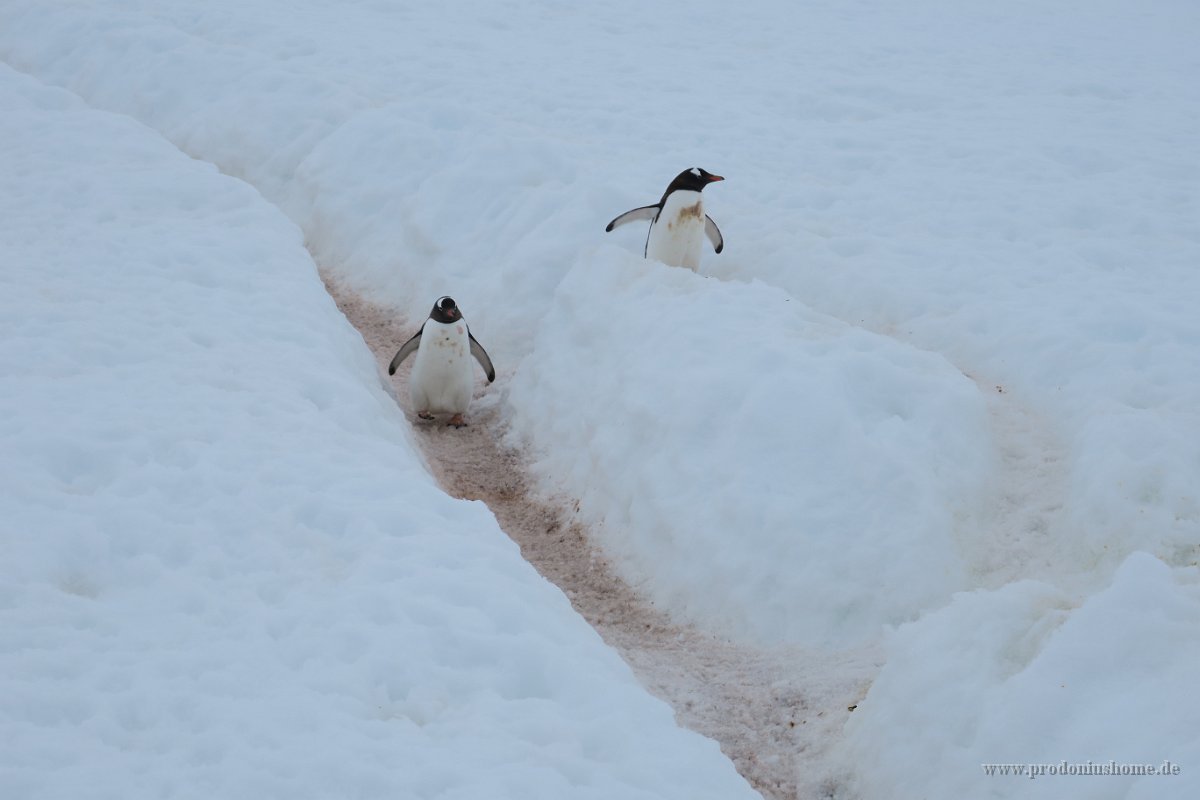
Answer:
xmin=605 ymin=167 xmax=724 ymax=270
xmin=388 ymin=296 xmax=495 ymax=428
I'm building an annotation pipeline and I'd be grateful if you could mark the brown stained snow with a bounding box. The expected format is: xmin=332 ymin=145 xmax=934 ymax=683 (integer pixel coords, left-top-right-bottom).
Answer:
xmin=323 ymin=274 xmax=879 ymax=800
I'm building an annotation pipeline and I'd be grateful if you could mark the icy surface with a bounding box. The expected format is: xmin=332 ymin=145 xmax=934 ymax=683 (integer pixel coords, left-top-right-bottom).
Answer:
xmin=0 ymin=66 xmax=755 ymax=800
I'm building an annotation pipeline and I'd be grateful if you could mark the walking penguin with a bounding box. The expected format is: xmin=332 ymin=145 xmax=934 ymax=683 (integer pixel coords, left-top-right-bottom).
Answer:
xmin=605 ymin=167 xmax=724 ymax=270
xmin=388 ymin=296 xmax=495 ymax=428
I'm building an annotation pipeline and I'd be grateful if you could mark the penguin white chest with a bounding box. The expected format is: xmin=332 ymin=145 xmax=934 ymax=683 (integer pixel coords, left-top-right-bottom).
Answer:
xmin=410 ymin=321 xmax=473 ymax=414
xmin=646 ymin=190 xmax=706 ymax=270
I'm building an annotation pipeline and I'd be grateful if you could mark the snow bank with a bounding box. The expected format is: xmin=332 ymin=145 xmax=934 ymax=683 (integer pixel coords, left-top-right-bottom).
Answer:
xmin=0 ymin=2 xmax=1003 ymax=647
xmin=0 ymin=0 xmax=607 ymax=356
xmin=508 ymin=249 xmax=992 ymax=645
xmin=702 ymin=2 xmax=1200 ymax=576
xmin=844 ymin=551 xmax=1200 ymax=799
xmin=292 ymin=103 xmax=600 ymax=355
xmin=0 ymin=66 xmax=757 ymax=800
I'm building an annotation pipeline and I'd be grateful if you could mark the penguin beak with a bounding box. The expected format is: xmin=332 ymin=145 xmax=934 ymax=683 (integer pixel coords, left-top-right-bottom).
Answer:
xmin=706 ymin=174 xmax=724 ymax=183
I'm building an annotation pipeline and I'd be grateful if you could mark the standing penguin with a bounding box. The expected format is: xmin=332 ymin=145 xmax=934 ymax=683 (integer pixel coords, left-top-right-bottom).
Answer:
xmin=605 ymin=167 xmax=724 ymax=270
xmin=388 ymin=296 xmax=495 ymax=428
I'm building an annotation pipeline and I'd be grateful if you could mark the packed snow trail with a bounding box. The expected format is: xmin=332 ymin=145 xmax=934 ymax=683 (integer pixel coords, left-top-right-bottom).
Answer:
xmin=324 ymin=260 xmax=1075 ymax=800
xmin=324 ymin=275 xmax=880 ymax=800
xmin=957 ymin=376 xmax=1075 ymax=588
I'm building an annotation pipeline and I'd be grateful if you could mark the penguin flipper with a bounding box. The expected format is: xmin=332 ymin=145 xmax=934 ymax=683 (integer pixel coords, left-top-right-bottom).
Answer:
xmin=469 ymin=332 xmax=496 ymax=383
xmin=605 ymin=205 xmax=659 ymax=232
xmin=705 ymin=215 xmax=724 ymax=254
xmin=388 ymin=330 xmax=422 ymax=375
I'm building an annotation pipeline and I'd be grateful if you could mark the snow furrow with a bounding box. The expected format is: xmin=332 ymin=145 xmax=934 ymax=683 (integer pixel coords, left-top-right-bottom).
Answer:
xmin=2 ymin=63 xmax=771 ymax=800
xmin=323 ymin=274 xmax=880 ymax=800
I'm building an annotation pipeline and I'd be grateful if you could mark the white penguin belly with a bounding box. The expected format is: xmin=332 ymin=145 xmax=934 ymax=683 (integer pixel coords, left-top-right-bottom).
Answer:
xmin=409 ymin=321 xmax=474 ymax=414
xmin=646 ymin=190 xmax=706 ymax=270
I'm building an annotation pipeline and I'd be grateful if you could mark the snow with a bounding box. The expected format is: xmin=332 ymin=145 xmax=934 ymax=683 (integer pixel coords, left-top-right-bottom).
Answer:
xmin=2 ymin=0 xmax=1199 ymax=797
xmin=0 ymin=66 xmax=755 ymax=799
xmin=509 ymin=249 xmax=992 ymax=645
xmin=846 ymin=552 xmax=1200 ymax=799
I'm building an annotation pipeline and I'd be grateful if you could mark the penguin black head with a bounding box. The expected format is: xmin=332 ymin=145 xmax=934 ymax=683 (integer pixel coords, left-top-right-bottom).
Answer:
xmin=660 ymin=167 xmax=724 ymax=205
xmin=430 ymin=296 xmax=462 ymax=324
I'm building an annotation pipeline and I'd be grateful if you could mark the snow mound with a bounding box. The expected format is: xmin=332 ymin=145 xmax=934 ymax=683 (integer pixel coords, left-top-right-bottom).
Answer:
xmin=509 ymin=249 xmax=993 ymax=646
xmin=845 ymin=551 xmax=1200 ymax=800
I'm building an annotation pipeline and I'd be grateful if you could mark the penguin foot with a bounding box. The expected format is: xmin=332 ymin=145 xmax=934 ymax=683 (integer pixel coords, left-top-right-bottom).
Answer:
xmin=447 ymin=414 xmax=467 ymax=428
xmin=417 ymin=411 xmax=434 ymax=421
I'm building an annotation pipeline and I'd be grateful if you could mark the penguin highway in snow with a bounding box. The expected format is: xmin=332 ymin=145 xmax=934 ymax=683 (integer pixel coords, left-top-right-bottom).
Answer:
xmin=605 ymin=167 xmax=724 ymax=270
xmin=388 ymin=296 xmax=495 ymax=428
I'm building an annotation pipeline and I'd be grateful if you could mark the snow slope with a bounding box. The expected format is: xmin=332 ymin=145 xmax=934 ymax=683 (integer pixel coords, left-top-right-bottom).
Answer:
xmin=3 ymin=0 xmax=1198 ymax=797
xmin=509 ymin=250 xmax=991 ymax=645
xmin=0 ymin=65 xmax=756 ymax=800
xmin=846 ymin=552 xmax=1200 ymax=800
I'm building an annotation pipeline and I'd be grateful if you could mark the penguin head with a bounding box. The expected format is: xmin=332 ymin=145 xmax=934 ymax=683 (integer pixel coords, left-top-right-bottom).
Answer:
xmin=430 ymin=296 xmax=462 ymax=324
xmin=664 ymin=167 xmax=724 ymax=199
